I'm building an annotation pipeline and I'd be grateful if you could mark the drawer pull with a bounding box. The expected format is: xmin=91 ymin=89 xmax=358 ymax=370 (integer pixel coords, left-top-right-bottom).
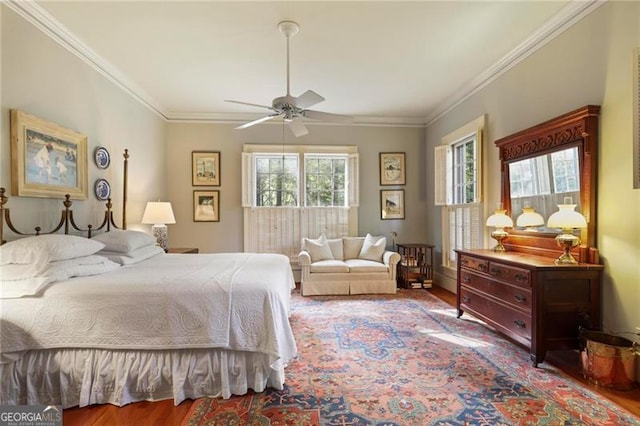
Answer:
xmin=514 ymin=320 xmax=526 ymax=329
xmin=462 ymin=295 xmax=471 ymax=303
xmin=490 ymin=267 xmax=501 ymax=275
xmin=461 ymin=259 xmax=469 ymax=266
xmin=478 ymin=263 xmax=487 ymax=272
xmin=463 ymin=276 xmax=471 ymax=284
xmin=515 ymin=273 xmax=527 ymax=283
xmin=514 ymin=294 xmax=527 ymax=303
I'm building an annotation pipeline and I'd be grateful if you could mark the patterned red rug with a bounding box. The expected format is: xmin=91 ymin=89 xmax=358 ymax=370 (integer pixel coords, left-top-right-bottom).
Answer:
xmin=183 ymin=289 xmax=639 ymax=425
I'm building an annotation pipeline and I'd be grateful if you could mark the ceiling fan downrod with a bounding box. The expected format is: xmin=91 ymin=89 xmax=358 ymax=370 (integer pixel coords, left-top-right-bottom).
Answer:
xmin=278 ymin=21 xmax=299 ymax=98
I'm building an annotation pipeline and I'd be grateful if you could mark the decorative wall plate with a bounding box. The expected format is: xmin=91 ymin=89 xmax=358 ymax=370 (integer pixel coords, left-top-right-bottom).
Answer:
xmin=94 ymin=146 xmax=110 ymax=169
xmin=94 ymin=178 xmax=111 ymax=201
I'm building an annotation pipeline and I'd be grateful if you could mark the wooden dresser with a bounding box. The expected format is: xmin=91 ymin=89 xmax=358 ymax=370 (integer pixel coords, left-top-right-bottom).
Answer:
xmin=455 ymin=249 xmax=603 ymax=366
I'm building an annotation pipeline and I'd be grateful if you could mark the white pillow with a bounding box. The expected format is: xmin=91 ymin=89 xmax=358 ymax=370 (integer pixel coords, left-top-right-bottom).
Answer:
xmin=358 ymin=234 xmax=387 ymax=262
xmin=0 ymin=276 xmax=53 ymax=299
xmin=326 ymin=238 xmax=344 ymax=261
xmin=92 ymin=230 xmax=157 ymax=253
xmin=343 ymin=237 xmax=365 ymax=260
xmin=303 ymin=235 xmax=334 ymax=262
xmin=99 ymin=244 xmax=164 ymax=265
xmin=0 ymin=235 xmax=105 ymax=265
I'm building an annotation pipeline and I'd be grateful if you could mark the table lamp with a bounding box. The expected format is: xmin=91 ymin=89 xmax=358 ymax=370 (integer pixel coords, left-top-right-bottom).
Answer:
xmin=516 ymin=207 xmax=544 ymax=231
xmin=141 ymin=201 xmax=176 ymax=252
xmin=547 ymin=200 xmax=587 ymax=264
xmin=486 ymin=205 xmax=513 ymax=252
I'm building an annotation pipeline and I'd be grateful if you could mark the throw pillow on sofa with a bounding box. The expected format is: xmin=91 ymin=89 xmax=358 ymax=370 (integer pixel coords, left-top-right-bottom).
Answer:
xmin=303 ymin=235 xmax=334 ymax=262
xmin=358 ymin=233 xmax=387 ymax=262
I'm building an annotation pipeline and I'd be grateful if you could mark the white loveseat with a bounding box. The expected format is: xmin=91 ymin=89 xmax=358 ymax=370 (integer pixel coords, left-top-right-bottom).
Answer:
xmin=298 ymin=234 xmax=401 ymax=296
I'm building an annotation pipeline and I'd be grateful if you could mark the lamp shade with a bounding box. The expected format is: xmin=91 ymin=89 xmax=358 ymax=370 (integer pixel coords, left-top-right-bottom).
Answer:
xmin=547 ymin=204 xmax=586 ymax=229
xmin=486 ymin=209 xmax=514 ymax=228
xmin=516 ymin=207 xmax=544 ymax=228
xmin=141 ymin=202 xmax=176 ymax=225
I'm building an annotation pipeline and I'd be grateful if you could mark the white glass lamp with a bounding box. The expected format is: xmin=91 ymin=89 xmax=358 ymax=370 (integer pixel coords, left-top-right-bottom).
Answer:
xmin=516 ymin=207 xmax=545 ymax=231
xmin=141 ymin=201 xmax=176 ymax=252
xmin=547 ymin=203 xmax=587 ymax=264
xmin=486 ymin=206 xmax=514 ymax=252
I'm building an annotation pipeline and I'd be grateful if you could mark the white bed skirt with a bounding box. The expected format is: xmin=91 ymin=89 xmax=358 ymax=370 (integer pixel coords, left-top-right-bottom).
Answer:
xmin=0 ymin=348 xmax=286 ymax=408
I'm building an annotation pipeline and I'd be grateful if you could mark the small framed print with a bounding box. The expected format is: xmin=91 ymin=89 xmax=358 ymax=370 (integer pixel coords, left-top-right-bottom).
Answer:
xmin=193 ymin=190 xmax=220 ymax=222
xmin=94 ymin=178 xmax=111 ymax=201
xmin=380 ymin=189 xmax=405 ymax=220
xmin=379 ymin=152 xmax=406 ymax=186
xmin=94 ymin=146 xmax=110 ymax=169
xmin=192 ymin=151 xmax=220 ymax=186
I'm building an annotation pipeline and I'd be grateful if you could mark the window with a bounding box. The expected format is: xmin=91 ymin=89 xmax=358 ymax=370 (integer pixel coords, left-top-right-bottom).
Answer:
xmin=435 ymin=116 xmax=485 ymax=269
xmin=243 ymin=145 xmax=358 ymax=260
xmin=305 ymin=155 xmax=347 ymax=207
xmin=255 ymin=154 xmax=299 ymax=207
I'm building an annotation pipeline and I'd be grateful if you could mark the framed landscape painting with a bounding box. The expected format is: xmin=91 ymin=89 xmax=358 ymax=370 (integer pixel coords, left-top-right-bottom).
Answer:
xmin=379 ymin=152 xmax=406 ymax=186
xmin=193 ymin=190 xmax=220 ymax=222
xmin=10 ymin=109 xmax=87 ymax=199
xmin=380 ymin=189 xmax=405 ymax=220
xmin=192 ymin=151 xmax=220 ymax=186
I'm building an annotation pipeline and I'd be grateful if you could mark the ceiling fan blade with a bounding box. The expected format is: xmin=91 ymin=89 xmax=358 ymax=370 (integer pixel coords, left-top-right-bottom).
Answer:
xmin=225 ymin=99 xmax=277 ymax=111
xmin=295 ymin=90 xmax=325 ymax=109
xmin=288 ymin=116 xmax=308 ymax=137
xmin=235 ymin=113 xmax=281 ymax=130
xmin=303 ymin=110 xmax=353 ymax=124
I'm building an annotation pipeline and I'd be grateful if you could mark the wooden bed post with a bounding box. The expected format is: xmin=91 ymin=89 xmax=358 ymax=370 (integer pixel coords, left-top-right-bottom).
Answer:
xmin=123 ymin=149 xmax=129 ymax=230
xmin=0 ymin=188 xmax=6 ymax=245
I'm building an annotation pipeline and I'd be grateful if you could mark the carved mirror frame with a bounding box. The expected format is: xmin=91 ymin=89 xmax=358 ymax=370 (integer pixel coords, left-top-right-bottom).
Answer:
xmin=495 ymin=105 xmax=600 ymax=259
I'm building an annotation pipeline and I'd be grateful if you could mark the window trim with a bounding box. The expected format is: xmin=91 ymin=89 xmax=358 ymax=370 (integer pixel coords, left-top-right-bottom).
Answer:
xmin=435 ymin=115 xmax=485 ymax=269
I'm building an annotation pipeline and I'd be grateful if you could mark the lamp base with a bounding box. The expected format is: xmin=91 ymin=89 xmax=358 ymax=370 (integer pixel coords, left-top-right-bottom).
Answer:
xmin=555 ymin=233 xmax=579 ymax=265
xmin=152 ymin=224 xmax=168 ymax=252
xmin=491 ymin=229 xmax=508 ymax=252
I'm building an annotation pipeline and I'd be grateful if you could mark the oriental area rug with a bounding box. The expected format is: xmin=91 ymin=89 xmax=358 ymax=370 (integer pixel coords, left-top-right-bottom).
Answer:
xmin=183 ymin=290 xmax=639 ymax=425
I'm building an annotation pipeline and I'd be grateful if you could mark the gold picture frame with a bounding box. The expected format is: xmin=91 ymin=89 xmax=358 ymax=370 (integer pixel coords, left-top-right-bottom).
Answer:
xmin=379 ymin=152 xmax=406 ymax=186
xmin=193 ymin=190 xmax=220 ymax=222
xmin=10 ymin=109 xmax=88 ymax=199
xmin=192 ymin=151 xmax=220 ymax=186
xmin=381 ymin=189 xmax=405 ymax=220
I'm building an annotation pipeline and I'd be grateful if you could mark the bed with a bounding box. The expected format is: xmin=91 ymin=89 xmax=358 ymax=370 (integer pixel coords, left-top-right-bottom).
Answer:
xmin=0 ymin=151 xmax=297 ymax=408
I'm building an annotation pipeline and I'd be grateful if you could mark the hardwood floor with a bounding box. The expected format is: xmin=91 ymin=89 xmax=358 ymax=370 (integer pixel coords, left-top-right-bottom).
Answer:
xmin=63 ymin=286 xmax=640 ymax=425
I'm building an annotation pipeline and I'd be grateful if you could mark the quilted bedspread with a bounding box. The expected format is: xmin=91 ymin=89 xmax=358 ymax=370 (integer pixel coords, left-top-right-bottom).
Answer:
xmin=0 ymin=253 xmax=297 ymax=364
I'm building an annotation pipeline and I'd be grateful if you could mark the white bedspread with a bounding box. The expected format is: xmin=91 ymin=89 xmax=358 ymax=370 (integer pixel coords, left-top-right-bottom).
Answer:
xmin=0 ymin=253 xmax=297 ymax=366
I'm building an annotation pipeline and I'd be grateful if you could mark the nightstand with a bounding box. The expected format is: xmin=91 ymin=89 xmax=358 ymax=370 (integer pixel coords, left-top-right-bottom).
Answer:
xmin=167 ymin=247 xmax=199 ymax=254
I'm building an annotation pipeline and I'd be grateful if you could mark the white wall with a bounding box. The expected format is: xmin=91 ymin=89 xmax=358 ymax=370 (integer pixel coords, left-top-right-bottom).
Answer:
xmin=1 ymin=5 xmax=166 ymax=238
xmin=165 ymin=122 xmax=426 ymax=253
xmin=425 ymin=1 xmax=640 ymax=353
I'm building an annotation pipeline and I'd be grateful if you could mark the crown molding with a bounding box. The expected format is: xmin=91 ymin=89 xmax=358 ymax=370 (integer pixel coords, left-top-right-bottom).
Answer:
xmin=167 ymin=111 xmax=426 ymax=127
xmin=6 ymin=0 xmax=605 ymax=128
xmin=424 ymin=0 xmax=607 ymax=126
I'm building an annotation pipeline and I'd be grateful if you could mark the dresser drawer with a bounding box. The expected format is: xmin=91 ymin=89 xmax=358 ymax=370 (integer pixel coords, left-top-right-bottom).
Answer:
xmin=460 ymin=271 xmax=531 ymax=312
xmin=459 ymin=287 xmax=532 ymax=342
xmin=459 ymin=254 xmax=489 ymax=274
xmin=487 ymin=262 xmax=530 ymax=288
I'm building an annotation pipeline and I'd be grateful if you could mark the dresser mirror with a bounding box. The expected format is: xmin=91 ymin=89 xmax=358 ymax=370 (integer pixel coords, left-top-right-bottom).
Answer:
xmin=495 ymin=105 xmax=600 ymax=258
xmin=508 ymin=146 xmax=581 ymax=232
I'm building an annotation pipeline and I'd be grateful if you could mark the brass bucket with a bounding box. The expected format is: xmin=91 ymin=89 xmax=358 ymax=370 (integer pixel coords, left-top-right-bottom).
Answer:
xmin=579 ymin=330 xmax=637 ymax=390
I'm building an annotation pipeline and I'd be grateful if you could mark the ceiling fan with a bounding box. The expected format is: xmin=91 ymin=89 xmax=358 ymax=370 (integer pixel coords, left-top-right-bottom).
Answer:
xmin=225 ymin=21 xmax=353 ymax=137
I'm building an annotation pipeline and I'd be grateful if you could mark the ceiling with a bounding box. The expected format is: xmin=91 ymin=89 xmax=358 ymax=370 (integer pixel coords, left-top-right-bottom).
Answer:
xmin=8 ymin=1 xmax=602 ymax=127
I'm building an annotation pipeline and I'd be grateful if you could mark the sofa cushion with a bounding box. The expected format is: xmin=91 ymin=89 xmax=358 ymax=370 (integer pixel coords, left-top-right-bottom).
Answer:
xmin=345 ymin=259 xmax=389 ymax=273
xmin=343 ymin=237 xmax=365 ymax=260
xmin=327 ymin=238 xmax=344 ymax=261
xmin=358 ymin=234 xmax=387 ymax=262
xmin=310 ymin=260 xmax=350 ymax=273
xmin=303 ymin=236 xmax=334 ymax=262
